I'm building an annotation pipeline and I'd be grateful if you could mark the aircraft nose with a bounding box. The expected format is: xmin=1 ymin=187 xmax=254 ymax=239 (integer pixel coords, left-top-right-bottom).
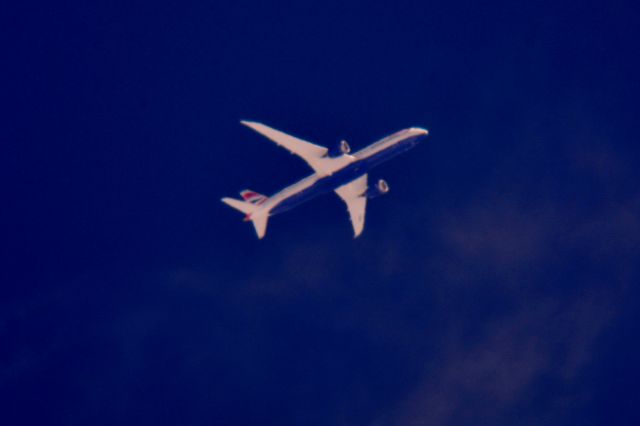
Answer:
xmin=411 ymin=128 xmax=429 ymax=144
xmin=409 ymin=127 xmax=429 ymax=137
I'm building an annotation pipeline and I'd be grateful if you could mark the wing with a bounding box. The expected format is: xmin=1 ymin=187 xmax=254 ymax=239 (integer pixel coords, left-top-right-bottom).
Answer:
xmin=335 ymin=174 xmax=368 ymax=238
xmin=241 ymin=121 xmax=329 ymax=173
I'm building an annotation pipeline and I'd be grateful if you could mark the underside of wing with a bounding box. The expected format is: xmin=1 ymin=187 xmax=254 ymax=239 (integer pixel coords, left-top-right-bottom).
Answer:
xmin=335 ymin=174 xmax=368 ymax=238
xmin=241 ymin=121 xmax=330 ymax=173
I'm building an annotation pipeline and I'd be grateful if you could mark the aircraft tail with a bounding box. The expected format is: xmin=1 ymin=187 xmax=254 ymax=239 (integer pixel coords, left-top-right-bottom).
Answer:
xmin=221 ymin=197 xmax=269 ymax=239
xmin=240 ymin=189 xmax=268 ymax=205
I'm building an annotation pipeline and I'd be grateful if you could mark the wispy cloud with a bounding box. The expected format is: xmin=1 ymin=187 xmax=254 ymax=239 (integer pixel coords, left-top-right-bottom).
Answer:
xmin=379 ymin=294 xmax=614 ymax=426
xmin=3 ymin=123 xmax=638 ymax=426
xmin=369 ymin=134 xmax=640 ymax=426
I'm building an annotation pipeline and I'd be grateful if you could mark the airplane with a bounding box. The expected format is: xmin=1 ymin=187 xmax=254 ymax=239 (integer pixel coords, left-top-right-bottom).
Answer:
xmin=222 ymin=121 xmax=429 ymax=239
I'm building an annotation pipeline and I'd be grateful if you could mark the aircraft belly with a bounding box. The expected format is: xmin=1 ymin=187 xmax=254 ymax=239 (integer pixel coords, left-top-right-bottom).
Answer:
xmin=357 ymin=136 xmax=421 ymax=168
xmin=270 ymin=161 xmax=369 ymax=216
xmin=270 ymin=135 xmax=425 ymax=216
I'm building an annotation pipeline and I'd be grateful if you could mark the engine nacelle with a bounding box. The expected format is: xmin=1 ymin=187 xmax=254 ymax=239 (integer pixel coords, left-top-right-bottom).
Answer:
xmin=328 ymin=140 xmax=351 ymax=157
xmin=366 ymin=179 xmax=390 ymax=199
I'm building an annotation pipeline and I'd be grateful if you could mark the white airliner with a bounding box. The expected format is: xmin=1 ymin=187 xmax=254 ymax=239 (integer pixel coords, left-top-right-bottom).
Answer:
xmin=222 ymin=121 xmax=429 ymax=238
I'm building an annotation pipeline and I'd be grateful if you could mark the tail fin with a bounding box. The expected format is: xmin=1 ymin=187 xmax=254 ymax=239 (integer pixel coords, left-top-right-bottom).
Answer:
xmin=221 ymin=197 xmax=270 ymax=239
xmin=240 ymin=189 xmax=268 ymax=206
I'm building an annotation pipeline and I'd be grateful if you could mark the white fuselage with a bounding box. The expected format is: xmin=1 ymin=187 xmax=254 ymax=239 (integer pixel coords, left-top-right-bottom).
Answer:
xmin=252 ymin=127 xmax=428 ymax=218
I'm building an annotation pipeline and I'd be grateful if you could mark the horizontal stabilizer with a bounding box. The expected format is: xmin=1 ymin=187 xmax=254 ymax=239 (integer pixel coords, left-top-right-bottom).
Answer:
xmin=251 ymin=215 xmax=268 ymax=239
xmin=221 ymin=197 xmax=256 ymax=215
xmin=221 ymin=197 xmax=269 ymax=239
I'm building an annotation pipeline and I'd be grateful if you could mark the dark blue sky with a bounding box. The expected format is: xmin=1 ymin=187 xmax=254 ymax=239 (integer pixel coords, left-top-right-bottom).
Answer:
xmin=2 ymin=1 xmax=640 ymax=425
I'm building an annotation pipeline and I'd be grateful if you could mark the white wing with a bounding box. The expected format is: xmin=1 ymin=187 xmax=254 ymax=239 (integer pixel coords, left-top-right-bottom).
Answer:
xmin=241 ymin=121 xmax=329 ymax=172
xmin=335 ymin=174 xmax=368 ymax=238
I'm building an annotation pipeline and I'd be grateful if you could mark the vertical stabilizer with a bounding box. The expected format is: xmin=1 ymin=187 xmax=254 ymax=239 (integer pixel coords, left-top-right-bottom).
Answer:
xmin=240 ymin=189 xmax=268 ymax=206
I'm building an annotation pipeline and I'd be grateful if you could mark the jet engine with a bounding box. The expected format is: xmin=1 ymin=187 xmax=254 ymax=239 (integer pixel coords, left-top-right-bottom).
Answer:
xmin=328 ymin=140 xmax=351 ymax=157
xmin=366 ymin=179 xmax=390 ymax=198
